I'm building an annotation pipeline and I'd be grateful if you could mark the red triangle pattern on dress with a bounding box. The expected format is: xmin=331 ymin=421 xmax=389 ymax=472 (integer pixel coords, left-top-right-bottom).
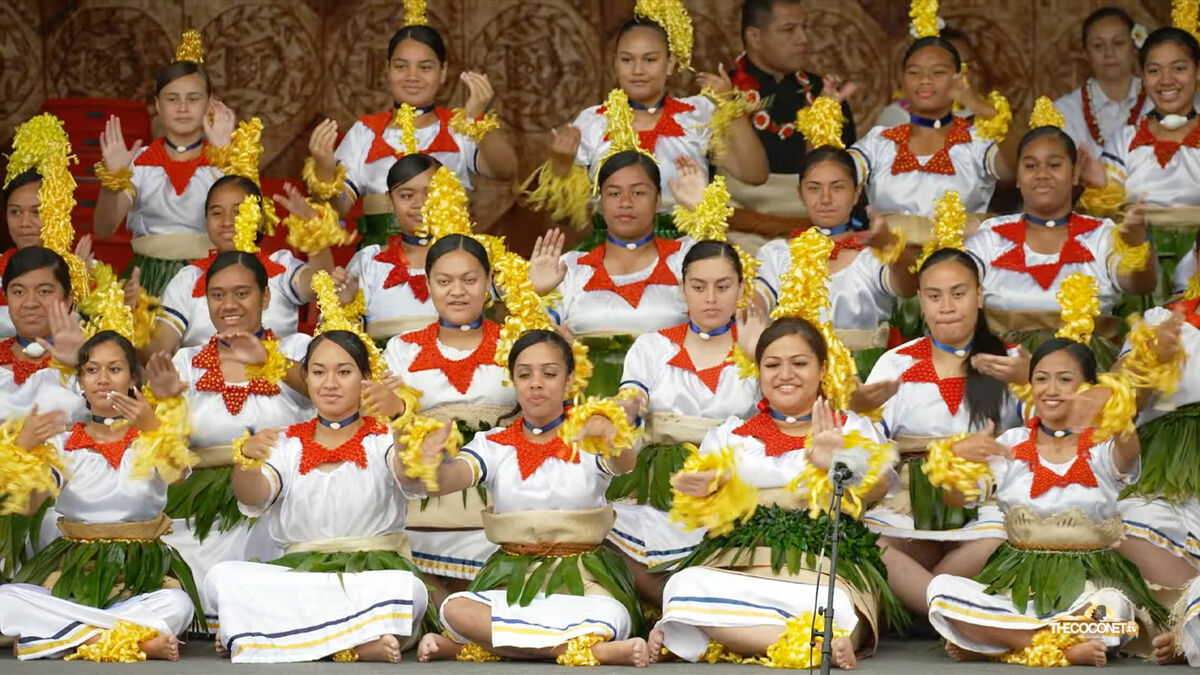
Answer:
xmin=658 ymin=323 xmax=733 ymax=393
xmin=1128 ymin=118 xmax=1200 ymax=168
xmin=190 ymin=250 xmax=286 ymax=298
xmin=0 ymin=337 xmax=50 ymax=385
xmin=881 ymin=117 xmax=972 ymax=175
xmin=897 ymin=338 xmax=966 ymax=415
xmin=596 ymin=97 xmax=696 ymax=152
xmin=733 ymin=408 xmax=809 ymax=458
xmin=490 ymin=418 xmax=579 ymax=480
xmin=373 ymin=244 xmax=430 ymax=301
xmin=133 ymin=138 xmax=211 ymax=195
xmin=64 ymin=423 xmax=139 ymax=470
xmin=1169 ymin=297 xmax=1200 ymax=330
xmin=192 ymin=331 xmax=282 ymax=415
xmin=361 ymin=108 xmax=461 ymax=164
xmin=990 ymin=214 xmax=1101 ymax=290
xmin=578 ymin=238 xmax=682 ymax=308
xmin=1011 ymin=419 xmax=1099 ymax=498
xmin=400 ymin=320 xmax=501 ymax=394
xmin=289 ymin=416 xmax=387 ymax=475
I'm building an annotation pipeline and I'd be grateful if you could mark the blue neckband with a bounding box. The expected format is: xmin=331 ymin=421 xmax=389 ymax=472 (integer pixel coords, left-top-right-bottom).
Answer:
xmin=1023 ymin=213 xmax=1070 ymax=228
xmin=629 ymin=96 xmax=666 ymax=112
xmin=1037 ymin=420 xmax=1073 ymax=439
xmin=438 ymin=316 xmax=484 ymax=331
xmin=931 ymin=337 xmax=972 ymax=357
xmin=318 ymin=412 xmax=361 ymax=430
xmin=768 ymin=408 xmax=813 ymax=424
xmin=606 ymin=232 xmax=655 ymax=250
xmin=399 ymin=232 xmax=431 ymax=246
xmin=166 ymin=137 xmax=204 ymax=153
xmin=524 ymin=412 xmax=567 ymax=436
xmin=688 ymin=318 xmax=735 ymax=340
xmin=911 ymin=112 xmax=955 ymax=129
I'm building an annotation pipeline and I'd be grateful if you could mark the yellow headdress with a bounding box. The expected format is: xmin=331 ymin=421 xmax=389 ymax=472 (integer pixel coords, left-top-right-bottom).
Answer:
xmin=175 ymin=29 xmax=205 ymax=64
xmin=671 ymin=176 xmax=760 ymax=311
xmin=913 ymin=190 xmax=967 ymax=270
xmin=221 ymin=118 xmax=280 ymax=254
xmin=1028 ymin=96 xmax=1066 ymax=130
xmin=77 ymin=263 xmax=135 ymax=341
xmin=1055 ymin=272 xmax=1099 ymax=344
xmin=794 ymin=96 xmax=846 ymax=149
xmin=770 ymin=229 xmax=858 ymax=411
xmin=312 ymin=271 xmax=385 ymax=381
xmin=909 ymin=0 xmax=941 ymax=39
xmin=634 ymin=0 xmax=693 ymax=71
xmin=392 ymin=103 xmax=420 ymax=154
xmin=1175 ymin=0 xmax=1200 ymax=43
xmin=594 ymin=89 xmax=658 ymax=194
xmin=4 ymin=114 xmax=88 ymax=303
xmin=404 ymin=0 xmax=429 ymax=26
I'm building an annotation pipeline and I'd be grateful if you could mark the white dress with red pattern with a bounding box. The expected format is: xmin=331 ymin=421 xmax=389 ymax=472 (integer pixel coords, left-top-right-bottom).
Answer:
xmin=346 ymin=243 xmax=437 ymax=342
xmin=0 ymin=247 xmax=14 ymax=338
xmin=862 ymin=336 xmax=1023 ymax=541
xmin=157 ymin=249 xmax=307 ymax=347
xmin=0 ymin=337 xmax=87 ymax=423
xmin=127 ymin=140 xmax=224 ymax=237
xmin=848 ymin=119 xmax=999 ymax=216
xmin=572 ymin=96 xmax=716 ymax=211
xmin=334 ymin=107 xmax=479 ymax=198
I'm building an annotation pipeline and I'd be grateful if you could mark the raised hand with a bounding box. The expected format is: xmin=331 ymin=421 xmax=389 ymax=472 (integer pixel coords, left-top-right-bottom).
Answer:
xmin=331 ymin=266 xmax=360 ymax=306
xmin=807 ymin=397 xmax=845 ymax=469
xmin=667 ymin=155 xmax=707 ymax=210
xmin=950 ymin=421 xmax=1010 ymax=463
xmin=73 ymin=234 xmax=94 ymax=268
xmin=108 ymin=387 xmax=158 ymax=432
xmin=849 ymin=377 xmax=899 ymax=413
xmin=529 ymin=228 xmax=567 ymax=295
xmin=1154 ymin=310 xmax=1185 ymax=364
xmin=362 ymin=371 xmax=407 ymax=419
xmin=695 ymin=62 xmax=733 ymax=95
xmin=862 ymin=206 xmax=894 ymax=251
xmin=204 ymin=100 xmax=236 ymax=148
xmin=1067 ymin=386 xmax=1111 ymax=433
xmin=37 ymin=301 xmax=84 ymax=366
xmin=821 ymin=74 xmax=858 ymax=104
xmin=99 ymin=115 xmax=144 ymax=172
xmin=735 ymin=302 xmax=766 ymax=356
xmin=146 ymin=352 xmax=185 ymax=399
xmin=272 ymin=182 xmax=317 ymax=220
xmin=420 ymin=421 xmax=453 ymax=464
xmin=308 ymin=119 xmax=340 ymax=180
xmin=241 ymin=428 xmax=279 ymax=462
xmin=217 ymin=330 xmax=268 ymax=366
xmin=16 ymin=405 xmax=68 ymax=451
xmin=670 ymin=468 xmax=719 ymax=498
xmin=460 ymin=71 xmax=496 ymax=120
xmin=970 ymin=345 xmax=1032 ymax=385
xmin=1076 ymin=146 xmax=1108 ymax=189
xmin=1121 ymin=193 xmax=1149 ymax=246
xmin=123 ymin=267 xmax=142 ymax=310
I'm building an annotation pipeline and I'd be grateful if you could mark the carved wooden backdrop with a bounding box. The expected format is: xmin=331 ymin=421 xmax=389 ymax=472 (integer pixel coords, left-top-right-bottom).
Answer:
xmin=0 ymin=0 xmax=1175 ymax=241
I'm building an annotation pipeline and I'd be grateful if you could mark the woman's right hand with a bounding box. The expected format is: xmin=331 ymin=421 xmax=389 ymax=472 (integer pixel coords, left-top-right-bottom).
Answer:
xmin=671 ymin=468 xmax=721 ymax=498
xmin=308 ymin=119 xmax=340 ymax=180
xmin=1077 ymin=146 xmax=1108 ymax=189
xmin=241 ymin=428 xmax=279 ymax=461
xmin=548 ymin=125 xmax=582 ymax=174
xmin=950 ymin=422 xmax=1010 ymax=463
xmin=1154 ymin=309 xmax=1185 ymax=364
xmin=331 ymin=266 xmax=360 ymax=306
xmin=667 ymin=155 xmax=707 ymax=210
xmin=16 ymin=405 xmax=67 ymax=451
xmin=146 ymin=352 xmax=186 ymax=399
xmin=529 ymin=228 xmax=567 ymax=295
xmin=99 ymin=115 xmax=143 ymax=172
xmin=37 ymin=301 xmax=85 ymax=367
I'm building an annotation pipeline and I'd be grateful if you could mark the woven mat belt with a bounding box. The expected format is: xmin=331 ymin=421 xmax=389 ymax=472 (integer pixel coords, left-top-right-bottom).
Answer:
xmin=1004 ymin=506 xmax=1122 ymax=551
xmin=886 ymin=213 xmax=987 ymax=246
xmin=362 ymin=193 xmax=394 ymax=216
xmin=756 ymin=487 xmax=806 ymax=510
xmin=836 ymin=323 xmax=891 ymax=352
xmin=130 ymin=233 xmax=213 ymax=260
xmin=893 ymin=435 xmax=950 ymax=457
xmin=1146 ymin=206 xmax=1200 ymax=230
xmin=986 ymin=308 xmax=1121 ymax=340
xmin=645 ymin=413 xmax=723 ymax=445
xmin=286 ymin=532 xmax=411 ymax=557
xmin=422 ymin=403 xmax=512 ymax=428
xmin=367 ymin=317 xmax=436 ymax=341
xmin=58 ymin=513 xmax=173 ymax=541
xmin=192 ymin=444 xmax=234 ymax=469
xmin=501 ymin=542 xmax=597 ymax=556
xmin=482 ymin=505 xmax=613 ymax=547
xmin=723 ymin=172 xmax=806 ymax=219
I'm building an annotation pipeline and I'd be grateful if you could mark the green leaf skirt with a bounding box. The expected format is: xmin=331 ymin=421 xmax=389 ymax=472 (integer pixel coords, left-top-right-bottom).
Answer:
xmin=1123 ymin=403 xmax=1200 ymax=502
xmin=166 ymin=466 xmax=246 ymax=542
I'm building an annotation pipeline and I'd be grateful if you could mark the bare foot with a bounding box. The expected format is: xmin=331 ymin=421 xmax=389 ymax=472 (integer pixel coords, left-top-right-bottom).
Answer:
xmin=417 ymin=633 xmax=463 ymax=662
xmin=830 ymin=635 xmax=857 ymax=669
xmin=140 ymin=633 xmax=180 ymax=662
xmin=1064 ymin=639 xmax=1107 ymax=667
xmin=214 ymin=635 xmax=229 ymax=658
xmin=1152 ymin=632 xmax=1186 ymax=665
xmin=647 ymin=628 xmax=665 ymax=664
xmin=592 ymin=637 xmax=650 ymax=667
xmin=945 ymin=641 xmax=989 ymax=662
xmin=354 ymin=634 xmax=401 ymax=663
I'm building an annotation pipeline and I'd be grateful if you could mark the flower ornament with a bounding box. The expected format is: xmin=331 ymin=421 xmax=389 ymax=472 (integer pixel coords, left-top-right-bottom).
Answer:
xmin=1131 ymin=23 xmax=1148 ymax=48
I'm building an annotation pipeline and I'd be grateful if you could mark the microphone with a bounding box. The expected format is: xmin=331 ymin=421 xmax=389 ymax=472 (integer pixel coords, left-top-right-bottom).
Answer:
xmin=830 ymin=446 xmax=871 ymax=488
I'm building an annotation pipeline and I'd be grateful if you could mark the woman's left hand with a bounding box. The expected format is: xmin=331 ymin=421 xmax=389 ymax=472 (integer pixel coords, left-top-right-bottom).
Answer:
xmin=108 ymin=387 xmax=158 ymax=432
xmin=272 ymin=182 xmax=317 ymax=220
xmin=217 ymin=330 xmax=268 ymax=366
xmin=461 ymin=71 xmax=495 ymax=120
xmin=1068 ymin=386 xmax=1111 ymax=432
xmin=1121 ymin=193 xmax=1148 ymax=244
xmin=807 ymin=397 xmax=844 ymax=470
xmin=970 ymin=346 xmax=1032 ymax=385
xmin=735 ymin=302 xmax=766 ymax=357
xmin=146 ymin=352 xmax=185 ymax=399
xmin=821 ymin=74 xmax=858 ymax=104
xmin=862 ymin=206 xmax=894 ymax=251
xmin=362 ymin=371 xmax=407 ymax=419
xmin=666 ymin=155 xmax=707 ymax=210
xmin=696 ymin=63 xmax=733 ymax=95
xmin=575 ymin=414 xmax=616 ymax=445
xmin=38 ymin=301 xmax=85 ymax=367
xmin=73 ymin=234 xmax=94 ymax=268
xmin=205 ymin=100 xmax=236 ymax=147
xmin=122 ymin=267 xmax=142 ymax=310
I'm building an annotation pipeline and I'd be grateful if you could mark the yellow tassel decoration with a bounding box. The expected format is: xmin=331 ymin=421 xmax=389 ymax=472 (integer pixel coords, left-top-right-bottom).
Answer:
xmin=996 ymin=627 xmax=1084 ymax=667
xmin=0 ymin=417 xmax=62 ymax=515
xmin=1113 ymin=230 xmax=1151 ymax=275
xmin=874 ymin=227 xmax=907 ymax=266
xmin=593 ymin=89 xmax=658 ymax=194
xmin=558 ymin=397 xmax=641 ymax=460
xmin=1187 ymin=275 xmax=1200 ymax=301
xmin=703 ymin=87 xmax=750 ymax=160
xmin=231 ymin=430 xmax=265 ymax=471
xmin=398 ymin=415 xmax=463 ymax=492
xmin=1077 ymin=176 xmax=1126 ymax=219
xmin=909 ymin=0 xmax=940 ymax=38
xmin=1010 ymin=381 xmax=1034 ymax=409
xmin=374 ymin=382 xmax=421 ymax=433
xmin=634 ymin=0 xmax=693 ymax=70
xmin=332 ymin=647 xmax=360 ymax=662
xmin=748 ymin=612 xmax=850 ymax=669
xmin=129 ymin=394 xmax=195 ymax=483
xmin=393 ymin=103 xmax=420 ymax=155
xmin=672 ymin=175 xmax=734 ymax=242
xmin=419 ymin=166 xmax=473 ymax=239
xmin=518 ymin=162 xmax=592 ymax=231
xmin=789 ymin=431 xmax=896 ymax=519
xmin=284 ymin=200 xmax=352 ymax=255
xmin=700 ymin=641 xmax=747 ymax=663
xmin=794 ymin=96 xmax=846 ymax=149
xmin=456 ymin=640 xmax=502 ymax=662
xmin=1175 ymin=0 xmax=1200 ymax=43
xmin=404 ymin=0 xmax=428 ymax=26
xmin=1081 ymin=372 xmax=1137 ymax=442
xmin=1029 ymin=95 xmax=1066 ymax=130
xmin=78 ymin=262 xmax=136 ymax=341
xmin=921 ymin=432 xmax=992 ymax=502
xmin=245 ymin=339 xmax=290 ymax=385
xmin=913 ymin=190 xmax=967 ymax=271
xmin=65 ymin=621 xmax=158 ymax=663
xmin=130 ymin=289 xmax=161 ymax=350
xmin=1054 ymin=272 xmax=1099 ymax=344
xmin=312 ymin=271 xmax=385 ymax=381
xmin=450 ymin=108 xmax=500 ymax=144
xmin=302 ymin=157 xmax=348 ymax=201
xmin=669 ymin=445 xmax=758 ymax=536
xmin=232 ymin=194 xmax=263 ymax=254
xmin=174 ymin=29 xmax=204 ymax=64
xmin=1121 ymin=317 xmax=1185 ymax=398
xmin=556 ymin=633 xmax=605 ymax=667
xmin=973 ymin=92 xmax=1012 ymax=143
xmin=221 ymin=118 xmax=264 ymax=185
xmin=93 ymin=161 xmax=133 ymax=192
xmin=729 ymin=344 xmax=758 ymax=379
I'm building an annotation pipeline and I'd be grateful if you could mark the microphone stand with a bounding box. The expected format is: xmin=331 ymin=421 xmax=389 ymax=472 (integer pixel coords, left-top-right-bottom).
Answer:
xmin=817 ymin=464 xmax=852 ymax=675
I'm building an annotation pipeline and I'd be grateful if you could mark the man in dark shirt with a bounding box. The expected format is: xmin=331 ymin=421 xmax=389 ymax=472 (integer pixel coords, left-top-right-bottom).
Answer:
xmin=724 ymin=0 xmax=858 ymax=244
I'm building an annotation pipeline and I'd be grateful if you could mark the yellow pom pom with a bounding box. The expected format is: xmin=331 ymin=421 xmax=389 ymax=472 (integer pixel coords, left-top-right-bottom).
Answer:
xmin=1113 ymin=231 xmax=1150 ymax=275
xmin=1121 ymin=316 xmax=1185 ymax=398
xmin=420 ymin=167 xmax=474 ymax=240
xmin=231 ymin=430 xmax=265 ymax=471
xmin=456 ymin=640 xmax=502 ymax=662
xmin=634 ymin=0 xmax=693 ymax=70
xmin=450 ymin=108 xmax=500 ymax=144
xmin=913 ymin=190 xmax=967 ymax=270
xmin=64 ymin=621 xmax=158 ymax=663
xmin=1082 ymin=373 xmax=1137 ymax=442
xmin=93 ymin=161 xmax=132 ymax=192
xmin=789 ymin=431 xmax=896 ymax=519
xmin=1029 ymin=96 xmax=1066 ymax=130
xmin=332 ymin=648 xmax=360 ymax=662
xmin=284 ymin=201 xmax=352 ymax=255
xmin=1055 ymin=272 xmax=1099 ymax=344
xmin=794 ymin=96 xmax=846 ymax=149
xmin=729 ymin=344 xmax=758 ymax=380
xmin=703 ymin=87 xmax=751 ymax=159
xmin=129 ymin=394 xmax=196 ymax=484
xmin=232 ymin=195 xmax=263 ymax=254
xmin=556 ymin=633 xmax=605 ymax=667
xmin=669 ymin=445 xmax=758 ymax=536
xmin=518 ymin=162 xmax=592 ymax=231
xmin=301 ymin=157 xmax=347 ymax=201
xmin=221 ymin=118 xmax=266 ymax=186
xmin=1078 ymin=176 xmax=1126 ymax=219
xmin=312 ymin=271 xmax=385 ymax=381
xmin=0 ymin=418 xmax=63 ymax=515
xmin=909 ymin=0 xmax=941 ymax=38
xmin=746 ymin=612 xmax=850 ymax=669
xmin=671 ymin=175 xmax=734 ymax=242
xmin=1187 ymin=275 xmax=1200 ymax=301
xmin=700 ymin=641 xmax=747 ymax=663
xmin=921 ymin=432 xmax=992 ymax=501
xmin=1175 ymin=0 xmax=1200 ymax=43
xmin=558 ymin=397 xmax=641 ymax=460
xmin=398 ymin=415 xmax=463 ymax=492
xmin=393 ymin=103 xmax=420 ymax=155
xmin=996 ymin=627 xmax=1083 ymax=667
xmin=78 ymin=262 xmax=136 ymax=341
xmin=174 ymin=29 xmax=204 ymax=64
xmin=973 ymin=91 xmax=1012 ymax=143
xmin=594 ymin=89 xmax=658 ymax=194
xmin=245 ymin=339 xmax=290 ymax=385
xmin=404 ymin=0 xmax=428 ymax=26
